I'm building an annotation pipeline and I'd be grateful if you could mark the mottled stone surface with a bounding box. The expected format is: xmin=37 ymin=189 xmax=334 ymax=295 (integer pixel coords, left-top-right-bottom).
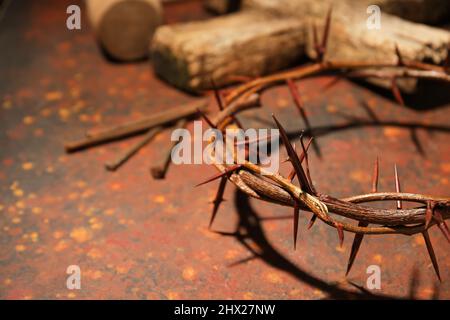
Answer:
xmin=0 ymin=0 xmax=449 ymax=300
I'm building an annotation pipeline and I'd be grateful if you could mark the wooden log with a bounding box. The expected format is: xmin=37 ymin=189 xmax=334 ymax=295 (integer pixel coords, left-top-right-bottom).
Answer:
xmin=86 ymin=0 xmax=163 ymax=61
xmin=249 ymin=0 xmax=450 ymax=92
xmin=65 ymin=99 xmax=207 ymax=152
xmin=151 ymin=9 xmax=306 ymax=92
xmin=152 ymin=0 xmax=449 ymax=92
xmin=245 ymin=0 xmax=449 ymax=64
xmin=105 ymin=125 xmax=163 ymax=171
xmin=149 ymin=118 xmax=187 ymax=179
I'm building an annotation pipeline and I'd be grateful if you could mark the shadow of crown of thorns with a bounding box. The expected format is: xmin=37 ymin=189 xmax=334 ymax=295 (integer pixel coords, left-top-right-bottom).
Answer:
xmin=195 ymin=7 xmax=450 ymax=282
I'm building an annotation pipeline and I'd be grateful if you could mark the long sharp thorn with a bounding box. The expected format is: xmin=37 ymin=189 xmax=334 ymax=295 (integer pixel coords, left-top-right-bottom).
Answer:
xmin=323 ymin=75 xmax=344 ymax=91
xmin=298 ymin=138 xmax=312 ymax=163
xmin=293 ymin=202 xmax=300 ymax=250
xmin=210 ymin=78 xmax=244 ymax=129
xmin=321 ymin=5 xmax=333 ymax=59
xmin=425 ymin=201 xmax=433 ymax=229
xmin=288 ymin=169 xmax=296 ymax=182
xmin=348 ymin=158 xmax=378 ymax=275
xmin=336 ymin=223 xmax=344 ymax=248
xmin=288 ymin=138 xmax=313 ymax=181
xmin=195 ymin=164 xmax=241 ymax=187
xmin=372 ymin=157 xmax=379 ymax=193
xmin=307 ymin=214 xmax=317 ymax=230
xmin=434 ymin=210 xmax=450 ymax=232
xmin=391 ymin=77 xmax=405 ymax=106
xmin=437 ymin=224 xmax=450 ymax=243
xmin=272 ymin=114 xmax=313 ymax=194
xmin=394 ymin=44 xmax=404 ymax=66
xmin=422 ymin=231 xmax=441 ymax=282
xmin=197 ymin=108 xmax=216 ymax=129
xmin=394 ymin=164 xmax=402 ymax=209
xmin=286 ymin=79 xmax=305 ymax=113
xmin=433 ymin=210 xmax=450 ymax=243
xmin=346 ymin=222 xmax=368 ymax=276
xmin=300 ymin=136 xmax=316 ymax=194
xmin=286 ymin=80 xmax=320 ymax=156
xmin=209 ymin=177 xmax=227 ymax=229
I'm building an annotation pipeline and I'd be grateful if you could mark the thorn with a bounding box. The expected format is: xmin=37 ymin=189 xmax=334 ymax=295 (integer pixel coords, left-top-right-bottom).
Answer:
xmin=209 ymin=177 xmax=227 ymax=229
xmin=284 ymin=142 xmax=297 ymax=162
xmin=307 ymin=214 xmax=317 ymax=230
xmin=286 ymin=79 xmax=312 ymax=131
xmin=371 ymin=157 xmax=379 ymax=193
xmin=336 ymin=223 xmax=344 ymax=247
xmin=425 ymin=201 xmax=433 ymax=229
xmin=286 ymin=79 xmax=305 ymax=113
xmin=288 ymin=169 xmax=296 ymax=182
xmin=209 ymin=198 xmax=226 ymax=204
xmin=347 ymin=158 xmax=378 ymax=275
xmin=293 ymin=202 xmax=300 ymax=250
xmin=346 ymin=222 xmax=368 ymax=276
xmin=394 ymin=164 xmax=402 ymax=209
xmin=272 ymin=114 xmax=313 ymax=194
xmin=422 ymin=231 xmax=441 ymax=282
xmin=300 ymin=136 xmax=316 ymax=195
xmin=321 ymin=5 xmax=333 ymax=59
xmin=287 ymin=138 xmax=312 ymax=182
xmin=195 ymin=164 xmax=241 ymax=187
xmin=391 ymin=77 xmax=405 ymax=106
xmin=211 ymin=78 xmax=244 ymax=128
xmin=394 ymin=44 xmax=404 ymax=66
xmin=197 ymin=108 xmax=216 ymax=129
xmin=298 ymin=138 xmax=312 ymax=163
xmin=322 ymin=75 xmax=344 ymax=91
xmin=433 ymin=210 xmax=450 ymax=243
xmin=286 ymin=79 xmax=320 ymax=157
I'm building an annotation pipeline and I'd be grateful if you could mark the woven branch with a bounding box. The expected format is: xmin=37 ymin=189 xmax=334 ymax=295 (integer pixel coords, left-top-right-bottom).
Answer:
xmin=197 ymin=9 xmax=450 ymax=280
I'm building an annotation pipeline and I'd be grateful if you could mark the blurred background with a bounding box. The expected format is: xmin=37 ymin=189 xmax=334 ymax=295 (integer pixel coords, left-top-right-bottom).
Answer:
xmin=0 ymin=0 xmax=449 ymax=299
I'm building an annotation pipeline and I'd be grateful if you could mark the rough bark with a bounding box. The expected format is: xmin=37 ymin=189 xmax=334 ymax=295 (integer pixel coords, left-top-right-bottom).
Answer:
xmin=246 ymin=0 xmax=449 ymax=64
xmin=86 ymin=0 xmax=163 ymax=61
xmin=152 ymin=0 xmax=450 ymax=92
xmin=151 ymin=9 xmax=306 ymax=92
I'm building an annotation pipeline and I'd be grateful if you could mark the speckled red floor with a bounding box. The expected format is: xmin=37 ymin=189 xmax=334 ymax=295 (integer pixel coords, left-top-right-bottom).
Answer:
xmin=0 ymin=0 xmax=449 ymax=299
